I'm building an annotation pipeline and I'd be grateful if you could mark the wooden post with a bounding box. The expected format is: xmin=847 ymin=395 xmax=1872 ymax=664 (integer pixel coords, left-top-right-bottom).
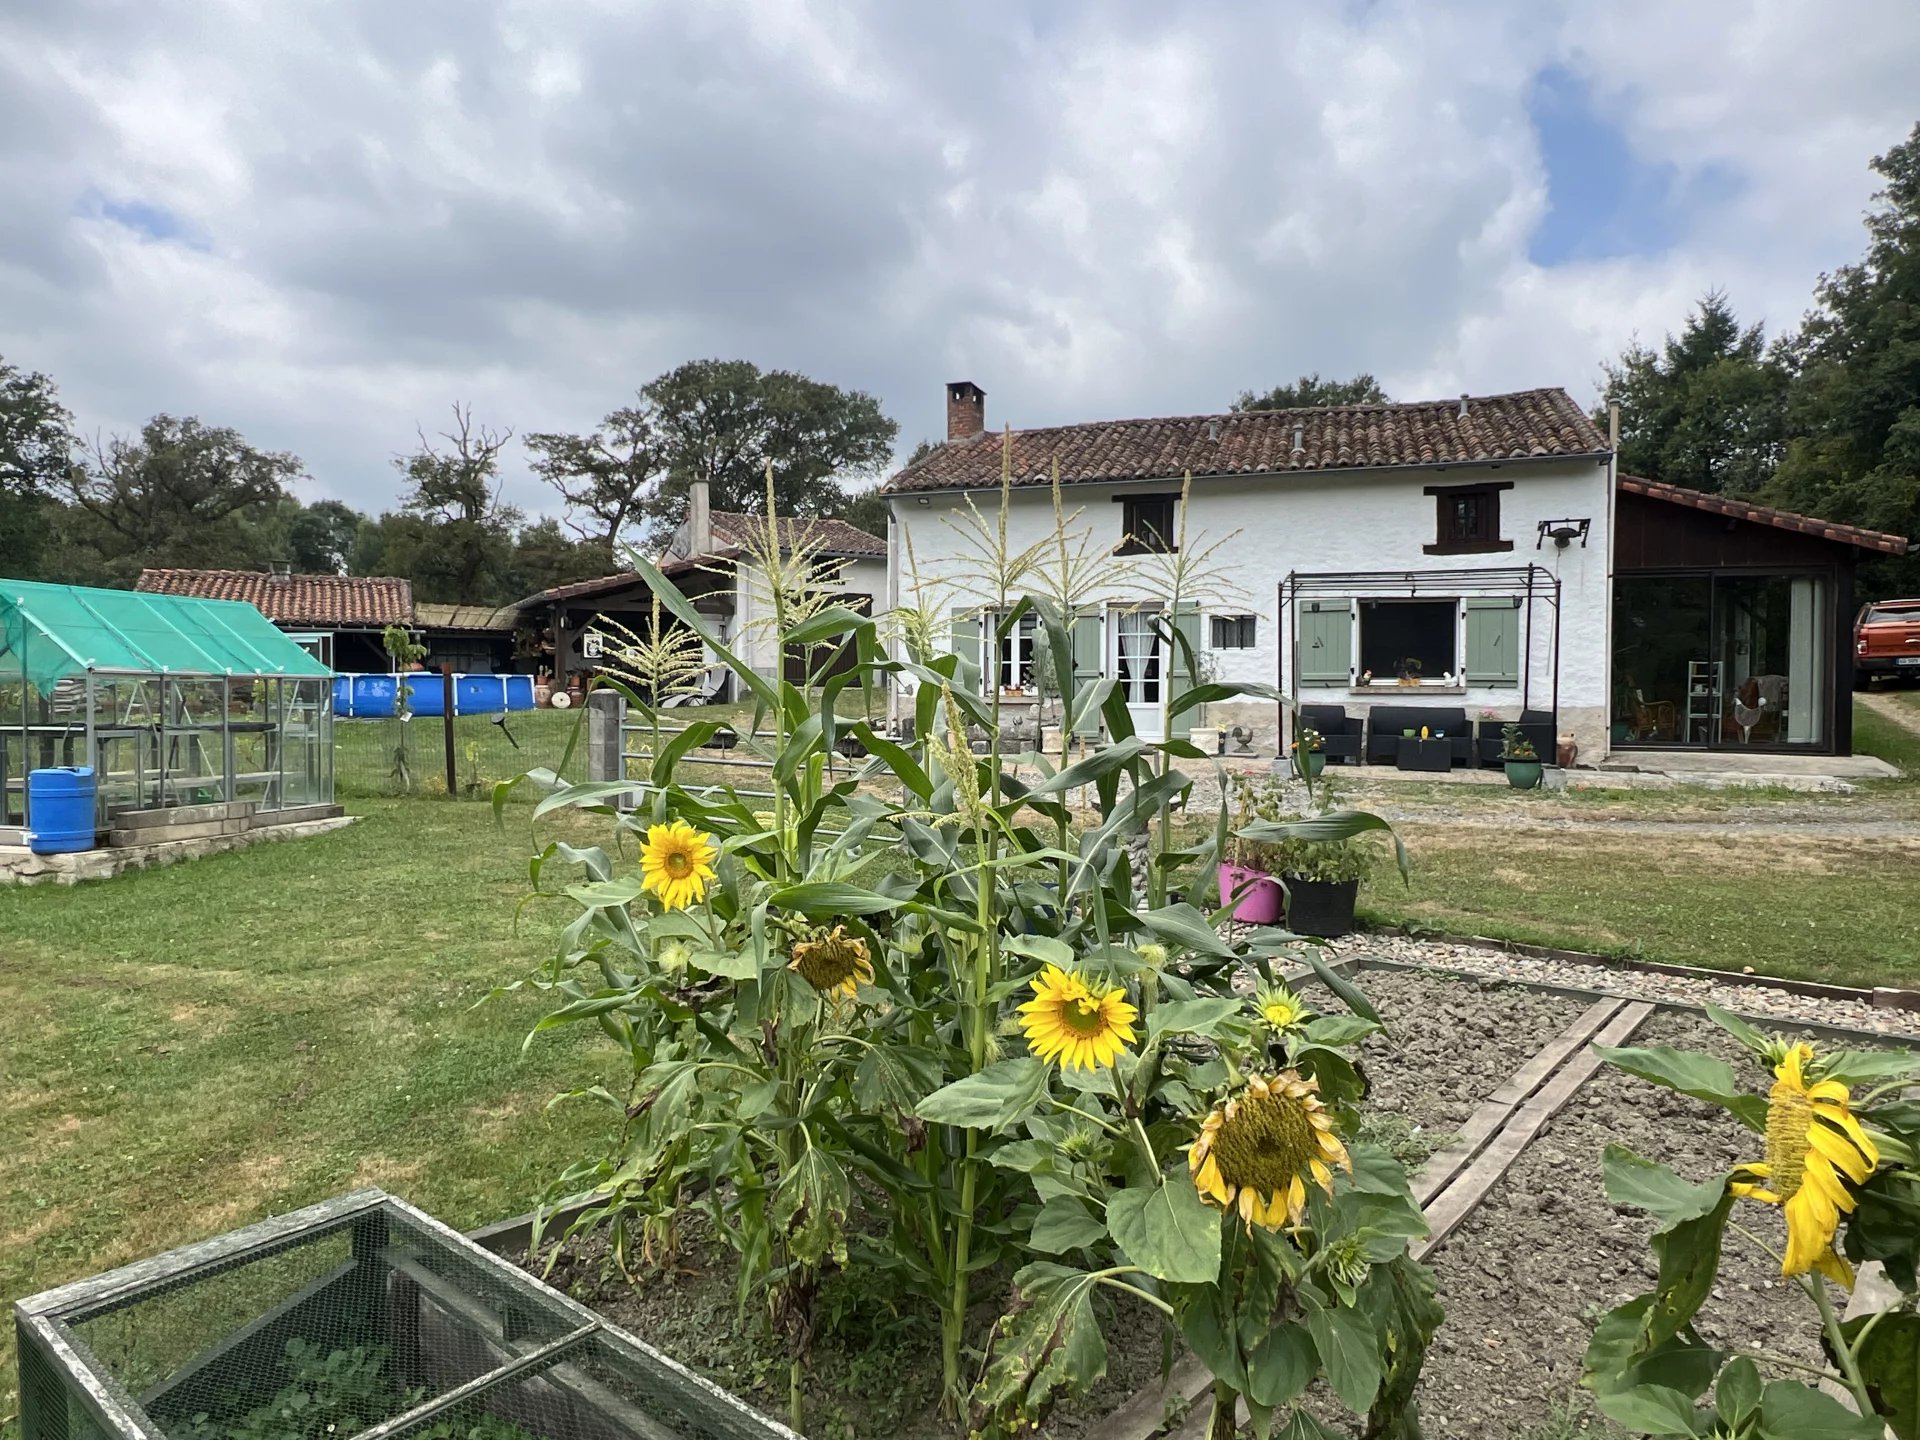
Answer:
xmin=441 ymin=664 xmax=457 ymax=797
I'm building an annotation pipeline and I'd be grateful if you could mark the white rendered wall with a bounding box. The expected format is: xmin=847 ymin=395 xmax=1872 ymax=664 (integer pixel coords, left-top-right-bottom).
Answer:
xmin=888 ymin=458 xmax=1613 ymax=755
xmin=734 ymin=555 xmax=888 ymax=679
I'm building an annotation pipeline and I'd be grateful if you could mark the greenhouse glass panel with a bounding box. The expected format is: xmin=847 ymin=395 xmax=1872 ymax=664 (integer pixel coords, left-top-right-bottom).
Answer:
xmin=0 ymin=578 xmax=334 ymax=836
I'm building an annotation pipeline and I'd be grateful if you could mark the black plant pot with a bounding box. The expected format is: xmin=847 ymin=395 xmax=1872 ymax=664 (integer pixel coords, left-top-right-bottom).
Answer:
xmin=1283 ymin=876 xmax=1360 ymax=938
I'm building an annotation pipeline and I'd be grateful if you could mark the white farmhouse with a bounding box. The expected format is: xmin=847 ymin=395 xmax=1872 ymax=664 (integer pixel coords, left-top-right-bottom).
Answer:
xmin=882 ymin=381 xmax=1909 ymax=767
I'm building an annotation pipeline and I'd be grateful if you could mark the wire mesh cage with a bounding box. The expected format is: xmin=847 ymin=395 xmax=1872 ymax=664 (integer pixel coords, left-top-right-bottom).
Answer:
xmin=15 ymin=1191 xmax=796 ymax=1440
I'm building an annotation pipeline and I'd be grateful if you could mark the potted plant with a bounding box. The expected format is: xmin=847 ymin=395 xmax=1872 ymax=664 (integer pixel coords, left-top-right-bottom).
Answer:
xmin=1218 ymin=776 xmax=1287 ymax=924
xmin=1501 ymin=721 xmax=1542 ymax=789
xmin=1271 ymin=830 xmax=1376 ymax=938
xmin=1289 ymin=725 xmax=1325 ymax=780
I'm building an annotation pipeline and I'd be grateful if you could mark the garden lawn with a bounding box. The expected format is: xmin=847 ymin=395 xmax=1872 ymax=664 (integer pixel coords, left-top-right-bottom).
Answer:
xmin=0 ymin=800 xmax=622 ymax=1434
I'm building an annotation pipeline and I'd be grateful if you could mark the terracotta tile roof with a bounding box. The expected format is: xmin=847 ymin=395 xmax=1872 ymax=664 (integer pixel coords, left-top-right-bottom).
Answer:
xmin=883 ymin=387 xmax=1609 ymax=493
xmin=707 ymin=511 xmax=887 ymax=557
xmin=136 ymin=568 xmax=413 ymax=627
xmin=522 ymin=570 xmax=646 ymax=605
xmin=1618 ymin=475 xmax=1910 ymax=556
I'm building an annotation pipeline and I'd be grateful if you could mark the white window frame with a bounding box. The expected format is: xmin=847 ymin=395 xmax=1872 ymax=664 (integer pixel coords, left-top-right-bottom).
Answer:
xmin=981 ymin=609 xmax=1038 ymax=693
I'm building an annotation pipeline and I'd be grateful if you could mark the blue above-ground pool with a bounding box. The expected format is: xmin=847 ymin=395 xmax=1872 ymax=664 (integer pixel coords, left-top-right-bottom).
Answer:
xmin=330 ymin=672 xmax=536 ymax=717
xmin=25 ymin=766 xmax=97 ymax=854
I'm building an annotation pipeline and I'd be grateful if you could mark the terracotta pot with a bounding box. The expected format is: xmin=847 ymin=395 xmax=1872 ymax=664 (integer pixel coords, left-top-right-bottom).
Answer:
xmin=1218 ymin=863 xmax=1284 ymax=924
xmin=1556 ymin=733 xmax=1579 ymax=768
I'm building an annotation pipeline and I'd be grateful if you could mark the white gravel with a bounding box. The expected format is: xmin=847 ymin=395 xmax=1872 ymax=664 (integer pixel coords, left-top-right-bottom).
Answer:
xmin=1317 ymin=932 xmax=1920 ymax=1040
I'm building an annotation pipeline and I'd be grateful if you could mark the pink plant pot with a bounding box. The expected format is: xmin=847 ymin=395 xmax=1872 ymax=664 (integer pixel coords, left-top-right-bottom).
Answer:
xmin=1218 ymin=862 xmax=1285 ymax=924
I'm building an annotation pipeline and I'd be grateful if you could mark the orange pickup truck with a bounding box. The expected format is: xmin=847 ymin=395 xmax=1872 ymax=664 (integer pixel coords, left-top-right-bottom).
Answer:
xmin=1856 ymin=598 xmax=1920 ymax=689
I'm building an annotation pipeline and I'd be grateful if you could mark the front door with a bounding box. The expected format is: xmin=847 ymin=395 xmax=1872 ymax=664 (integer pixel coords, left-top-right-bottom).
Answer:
xmin=1112 ymin=609 xmax=1167 ymax=741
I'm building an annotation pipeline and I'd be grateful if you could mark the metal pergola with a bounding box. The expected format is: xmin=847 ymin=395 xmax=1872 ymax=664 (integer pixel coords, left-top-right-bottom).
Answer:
xmin=1275 ymin=565 xmax=1563 ymax=743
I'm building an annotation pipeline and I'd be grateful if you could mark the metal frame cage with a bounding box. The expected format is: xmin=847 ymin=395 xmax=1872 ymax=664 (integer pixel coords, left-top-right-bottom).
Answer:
xmin=14 ymin=1191 xmax=797 ymax=1440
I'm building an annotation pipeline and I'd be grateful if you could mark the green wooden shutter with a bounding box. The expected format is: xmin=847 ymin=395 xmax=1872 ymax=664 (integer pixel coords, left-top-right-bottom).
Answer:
xmin=949 ymin=606 xmax=983 ymax=690
xmin=1168 ymin=606 xmax=1201 ymax=740
xmin=1465 ymin=598 xmax=1519 ymax=687
xmin=1298 ymin=599 xmax=1351 ymax=686
xmin=1070 ymin=607 xmax=1104 ymax=737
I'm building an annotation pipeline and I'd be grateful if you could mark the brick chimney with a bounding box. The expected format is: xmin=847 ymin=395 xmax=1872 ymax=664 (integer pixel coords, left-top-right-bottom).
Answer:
xmin=688 ymin=478 xmax=712 ymax=558
xmin=946 ymin=380 xmax=986 ymax=440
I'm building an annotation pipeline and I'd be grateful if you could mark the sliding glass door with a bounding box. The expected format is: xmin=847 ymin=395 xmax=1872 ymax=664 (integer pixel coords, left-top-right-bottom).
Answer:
xmin=1612 ymin=572 xmax=1830 ymax=750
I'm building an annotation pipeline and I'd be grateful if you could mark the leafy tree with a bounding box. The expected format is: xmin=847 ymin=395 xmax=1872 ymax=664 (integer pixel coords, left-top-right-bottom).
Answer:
xmin=1598 ymin=291 xmax=1788 ymax=494
xmin=60 ymin=414 xmax=304 ymax=584
xmin=392 ymin=404 xmax=522 ymax=602
xmin=638 ymin=359 xmax=897 ymax=538
xmin=524 ymin=407 xmax=658 ymax=548
xmin=840 ymin=486 xmax=888 ymax=539
xmin=506 ymin=517 xmax=613 ymax=597
xmin=0 ymin=356 xmax=73 ymax=498
xmin=1765 ymin=123 xmax=1920 ymax=593
xmin=1231 ymin=372 xmax=1388 ymax=412
xmin=286 ymin=499 xmax=367 ymax=575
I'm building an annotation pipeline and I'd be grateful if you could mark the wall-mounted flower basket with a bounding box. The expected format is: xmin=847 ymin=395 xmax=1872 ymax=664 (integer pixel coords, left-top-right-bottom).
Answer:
xmin=14 ymin=1190 xmax=796 ymax=1440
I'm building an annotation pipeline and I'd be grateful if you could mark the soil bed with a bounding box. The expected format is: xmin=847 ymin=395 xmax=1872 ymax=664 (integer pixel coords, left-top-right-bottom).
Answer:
xmin=1417 ymin=1007 xmax=1896 ymax=1438
xmin=1321 ymin=966 xmax=1590 ymax=1166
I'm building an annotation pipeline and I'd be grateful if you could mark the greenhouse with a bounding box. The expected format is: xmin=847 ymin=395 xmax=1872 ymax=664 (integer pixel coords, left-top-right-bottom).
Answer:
xmin=0 ymin=578 xmax=334 ymax=841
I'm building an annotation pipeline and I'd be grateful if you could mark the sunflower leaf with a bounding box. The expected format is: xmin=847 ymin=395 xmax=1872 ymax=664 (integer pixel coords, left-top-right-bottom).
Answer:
xmin=916 ymin=1058 xmax=1049 ymax=1133
xmin=1593 ymin=1044 xmax=1769 ymax=1131
xmin=1603 ymin=1145 xmax=1732 ymax=1227
xmin=1755 ymin=1380 xmax=1888 ymax=1439
xmin=1839 ymin=1309 xmax=1920 ymax=1440
xmin=1147 ymin=998 xmax=1244 ymax=1042
xmin=1244 ymin=1321 xmax=1315 ymax=1409
xmin=1105 ymin=1178 xmax=1222 ymax=1284
xmin=1715 ymin=1357 xmax=1762 ymax=1426
xmin=1029 ymin=1196 xmax=1107 ymax=1253
xmin=1593 ymin=1384 xmax=1706 ymax=1436
xmin=967 ymin=1263 xmax=1108 ymax=1437
xmin=1646 ymin=1188 xmax=1735 ymax=1348
xmin=1299 ymin=1290 xmax=1383 ymax=1413
xmin=1821 ymin=1049 xmax=1920 ymax=1087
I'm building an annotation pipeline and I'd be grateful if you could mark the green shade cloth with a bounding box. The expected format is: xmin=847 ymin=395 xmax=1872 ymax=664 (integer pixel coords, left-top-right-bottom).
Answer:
xmin=1 ymin=578 xmax=333 ymax=690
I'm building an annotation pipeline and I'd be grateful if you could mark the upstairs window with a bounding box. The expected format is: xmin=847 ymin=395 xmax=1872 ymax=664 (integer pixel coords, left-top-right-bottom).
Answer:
xmin=1424 ymin=481 xmax=1513 ymax=555
xmin=1210 ymin=614 xmax=1257 ymax=649
xmin=1116 ymin=494 xmax=1178 ymax=554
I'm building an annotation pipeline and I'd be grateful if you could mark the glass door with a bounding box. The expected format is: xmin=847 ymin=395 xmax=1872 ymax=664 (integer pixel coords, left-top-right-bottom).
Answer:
xmin=1112 ymin=609 xmax=1166 ymax=741
xmin=1714 ymin=575 xmax=1828 ymax=748
xmin=1612 ymin=577 xmax=1712 ymax=746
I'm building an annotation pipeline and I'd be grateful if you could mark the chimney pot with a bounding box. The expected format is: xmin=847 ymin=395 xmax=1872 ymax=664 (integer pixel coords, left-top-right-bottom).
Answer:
xmin=1458 ymin=394 xmax=1470 ymax=418
xmin=946 ymin=380 xmax=986 ymax=441
xmin=688 ymin=478 xmax=712 ymax=559
xmin=1291 ymin=424 xmax=1305 ymax=455
xmin=269 ymin=559 xmax=291 ymax=581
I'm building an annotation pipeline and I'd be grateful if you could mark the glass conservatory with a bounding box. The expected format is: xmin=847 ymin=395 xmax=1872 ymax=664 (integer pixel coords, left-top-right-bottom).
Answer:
xmin=0 ymin=579 xmax=333 ymax=838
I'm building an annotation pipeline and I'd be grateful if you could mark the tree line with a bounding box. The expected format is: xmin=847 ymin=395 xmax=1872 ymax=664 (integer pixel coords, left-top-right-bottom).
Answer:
xmin=0 ymin=357 xmax=898 ymax=605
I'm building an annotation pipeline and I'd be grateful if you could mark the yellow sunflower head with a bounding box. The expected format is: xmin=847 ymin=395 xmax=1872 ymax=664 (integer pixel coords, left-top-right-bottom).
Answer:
xmin=639 ymin=820 xmax=718 ymax=910
xmin=1017 ymin=965 xmax=1138 ymax=1072
xmin=1254 ymin=984 xmax=1313 ymax=1034
xmin=1189 ymin=1071 xmax=1351 ymax=1231
xmin=1730 ymin=1042 xmax=1879 ymax=1287
xmin=787 ymin=925 xmax=875 ymax=1001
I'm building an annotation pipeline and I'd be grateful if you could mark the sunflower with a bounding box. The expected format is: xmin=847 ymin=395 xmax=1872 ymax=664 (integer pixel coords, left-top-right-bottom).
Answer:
xmin=1254 ymin=984 xmax=1313 ymax=1033
xmin=1730 ymin=1043 xmax=1879 ymax=1286
xmin=1018 ymin=965 xmax=1138 ymax=1071
xmin=639 ymin=820 xmax=718 ymax=910
xmin=788 ymin=925 xmax=875 ymax=1000
xmin=1189 ymin=1072 xmax=1351 ymax=1230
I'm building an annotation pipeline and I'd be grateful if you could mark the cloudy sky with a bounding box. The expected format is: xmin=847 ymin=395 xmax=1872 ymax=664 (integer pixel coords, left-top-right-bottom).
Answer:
xmin=2 ymin=0 xmax=1916 ymax=521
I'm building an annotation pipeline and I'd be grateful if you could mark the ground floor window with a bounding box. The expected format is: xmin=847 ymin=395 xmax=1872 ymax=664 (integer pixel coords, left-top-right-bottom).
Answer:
xmin=1358 ymin=599 xmax=1457 ymax=683
xmin=982 ymin=611 xmax=1038 ymax=691
xmin=1115 ymin=609 xmax=1162 ymax=703
xmin=1613 ymin=572 xmax=1830 ymax=748
xmin=1210 ymin=614 xmax=1257 ymax=649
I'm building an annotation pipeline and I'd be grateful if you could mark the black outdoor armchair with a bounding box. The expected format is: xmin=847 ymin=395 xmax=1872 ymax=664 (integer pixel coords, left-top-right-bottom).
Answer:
xmin=1298 ymin=703 xmax=1364 ymax=765
xmin=1477 ymin=709 xmax=1557 ymax=766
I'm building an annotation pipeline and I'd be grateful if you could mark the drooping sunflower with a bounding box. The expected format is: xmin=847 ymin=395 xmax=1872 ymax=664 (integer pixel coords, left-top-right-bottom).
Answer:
xmin=639 ymin=820 xmax=718 ymax=910
xmin=788 ymin=925 xmax=875 ymax=1001
xmin=1190 ymin=1071 xmax=1351 ymax=1230
xmin=1018 ymin=965 xmax=1138 ymax=1071
xmin=1730 ymin=1043 xmax=1879 ymax=1286
xmin=1254 ymin=984 xmax=1313 ymax=1033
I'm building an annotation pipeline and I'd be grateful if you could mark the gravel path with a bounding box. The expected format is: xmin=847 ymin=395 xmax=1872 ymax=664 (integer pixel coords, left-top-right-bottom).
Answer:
xmin=1321 ymin=932 xmax=1920 ymax=1037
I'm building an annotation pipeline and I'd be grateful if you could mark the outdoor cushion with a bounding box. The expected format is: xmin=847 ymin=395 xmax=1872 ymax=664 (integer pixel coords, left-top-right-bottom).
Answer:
xmin=1299 ymin=704 xmax=1364 ymax=763
xmin=1477 ymin=709 xmax=1557 ymax=766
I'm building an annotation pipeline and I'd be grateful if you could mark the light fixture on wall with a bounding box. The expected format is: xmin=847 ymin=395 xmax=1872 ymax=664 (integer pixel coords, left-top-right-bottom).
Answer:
xmin=916 ymin=497 xmax=931 ymax=507
xmin=1536 ymin=518 xmax=1591 ymax=550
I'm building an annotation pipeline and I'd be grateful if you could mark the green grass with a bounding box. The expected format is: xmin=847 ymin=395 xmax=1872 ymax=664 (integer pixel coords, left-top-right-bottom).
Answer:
xmin=0 ymin=800 xmax=621 ymax=1429
xmin=1359 ymin=820 xmax=1920 ymax=985
xmin=1858 ymin=695 xmax=1920 ymax=774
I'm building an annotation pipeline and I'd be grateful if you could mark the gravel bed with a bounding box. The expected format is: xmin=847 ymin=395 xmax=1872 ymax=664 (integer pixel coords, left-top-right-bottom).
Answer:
xmin=1415 ymin=1008 xmax=1867 ymax=1438
xmin=1327 ymin=932 xmax=1920 ymax=1037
